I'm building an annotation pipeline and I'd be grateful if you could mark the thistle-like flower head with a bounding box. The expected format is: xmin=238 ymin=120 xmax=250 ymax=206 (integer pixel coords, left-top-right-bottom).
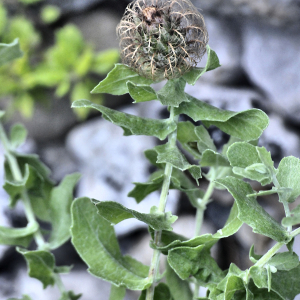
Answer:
xmin=117 ymin=0 xmax=209 ymax=81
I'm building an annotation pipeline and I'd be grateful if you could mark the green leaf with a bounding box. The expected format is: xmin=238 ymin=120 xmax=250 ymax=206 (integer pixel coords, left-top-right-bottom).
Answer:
xmin=91 ymin=64 xmax=153 ymax=95
xmin=54 ymin=265 xmax=73 ymax=274
xmin=59 ymin=291 xmax=82 ymax=300
xmin=128 ymin=171 xmax=164 ymax=203
xmin=48 ymin=173 xmax=81 ymax=249
xmin=195 ymin=125 xmax=217 ymax=153
xmin=71 ymin=197 xmax=151 ymax=290
xmin=154 ymin=143 xmax=201 ymax=183
xmin=72 ymin=100 xmax=176 ymax=140
xmin=92 ymin=49 xmax=120 ymax=75
xmin=183 ymin=45 xmax=221 ymax=85
xmin=201 ymin=150 xmax=230 ymax=167
xmin=168 ymin=245 xmax=224 ymax=285
xmin=175 ymin=96 xmax=269 ymax=141
xmin=0 ymin=39 xmax=23 ymax=66
xmin=227 ymin=142 xmax=273 ymax=185
xmin=249 ymin=245 xmax=263 ymax=263
xmin=277 ymin=156 xmax=300 ymax=203
xmin=166 ymin=262 xmax=193 ymax=300
xmin=109 ymin=285 xmax=126 ymax=300
xmin=282 ymin=215 xmax=300 ymax=227
xmin=4 ymin=164 xmax=44 ymax=207
xmin=139 ymin=283 xmax=173 ymax=300
xmin=93 ymin=201 xmax=177 ymax=231
xmin=17 ymin=248 xmax=56 ymax=288
xmin=9 ymin=124 xmax=27 ymax=149
xmin=0 ymin=222 xmax=38 ymax=247
xmin=216 ymin=177 xmax=289 ymax=242
xmin=40 ymin=5 xmax=61 ymax=24
xmin=157 ymin=78 xmax=189 ymax=107
xmin=127 ymin=82 xmax=157 ymax=103
xmin=268 ymin=252 xmax=299 ymax=271
xmin=7 ymin=296 xmax=32 ymax=300
xmin=213 ymin=202 xmax=243 ymax=239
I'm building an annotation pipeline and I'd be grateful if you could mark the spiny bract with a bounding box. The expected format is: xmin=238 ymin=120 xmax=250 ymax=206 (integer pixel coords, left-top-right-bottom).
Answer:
xmin=117 ymin=0 xmax=208 ymax=81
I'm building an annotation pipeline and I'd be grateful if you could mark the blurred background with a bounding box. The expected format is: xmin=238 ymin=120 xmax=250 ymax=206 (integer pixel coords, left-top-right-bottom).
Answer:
xmin=0 ymin=0 xmax=300 ymax=299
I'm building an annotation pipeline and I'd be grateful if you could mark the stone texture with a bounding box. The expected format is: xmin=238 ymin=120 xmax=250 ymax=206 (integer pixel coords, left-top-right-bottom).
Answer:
xmin=200 ymin=16 xmax=243 ymax=85
xmin=66 ymin=101 xmax=179 ymax=235
xmin=195 ymin=0 xmax=300 ymax=26
xmin=242 ymin=21 xmax=300 ymax=123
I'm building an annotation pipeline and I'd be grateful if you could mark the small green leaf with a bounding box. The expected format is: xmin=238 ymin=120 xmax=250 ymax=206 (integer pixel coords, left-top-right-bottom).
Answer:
xmin=249 ymin=245 xmax=263 ymax=263
xmin=48 ymin=173 xmax=81 ymax=249
xmin=201 ymin=150 xmax=230 ymax=167
xmin=166 ymin=262 xmax=192 ymax=300
xmin=91 ymin=64 xmax=153 ymax=95
xmin=216 ymin=177 xmax=289 ymax=242
xmin=71 ymin=197 xmax=150 ymax=290
xmin=277 ymin=156 xmax=300 ymax=203
xmin=72 ymin=100 xmax=176 ymax=140
xmin=127 ymin=82 xmax=157 ymax=103
xmin=4 ymin=164 xmax=44 ymax=207
xmin=227 ymin=143 xmax=273 ymax=185
xmin=94 ymin=201 xmax=177 ymax=231
xmin=175 ymin=96 xmax=269 ymax=141
xmin=109 ymin=285 xmax=126 ymax=300
xmin=0 ymin=39 xmax=23 ymax=66
xmin=40 ymin=5 xmax=61 ymax=24
xmin=282 ymin=215 xmax=300 ymax=227
xmin=9 ymin=124 xmax=27 ymax=149
xmin=54 ymin=265 xmax=73 ymax=274
xmin=128 ymin=171 xmax=164 ymax=203
xmin=154 ymin=143 xmax=201 ymax=183
xmin=0 ymin=222 xmax=38 ymax=247
xmin=183 ymin=45 xmax=221 ymax=85
xmin=59 ymin=291 xmax=82 ymax=300
xmin=195 ymin=125 xmax=216 ymax=153
xmin=157 ymin=78 xmax=189 ymax=107
xmin=17 ymin=248 xmax=56 ymax=288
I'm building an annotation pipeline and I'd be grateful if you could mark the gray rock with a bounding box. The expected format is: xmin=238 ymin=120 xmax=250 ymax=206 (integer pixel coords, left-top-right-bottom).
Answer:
xmin=71 ymin=9 xmax=120 ymax=51
xmin=201 ymin=16 xmax=243 ymax=85
xmin=242 ymin=21 xmax=300 ymax=123
xmin=66 ymin=101 xmax=179 ymax=236
xmin=45 ymin=0 xmax=104 ymax=14
xmin=195 ymin=0 xmax=300 ymax=26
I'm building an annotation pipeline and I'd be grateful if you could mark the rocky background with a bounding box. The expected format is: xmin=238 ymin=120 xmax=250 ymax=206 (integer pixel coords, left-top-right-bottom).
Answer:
xmin=1 ymin=0 xmax=300 ymax=299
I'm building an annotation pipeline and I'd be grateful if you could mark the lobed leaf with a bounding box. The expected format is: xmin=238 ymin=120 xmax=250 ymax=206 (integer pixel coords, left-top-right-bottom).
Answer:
xmin=48 ymin=173 xmax=81 ymax=249
xmin=174 ymin=95 xmax=269 ymax=141
xmin=17 ymin=248 xmax=56 ymax=288
xmin=182 ymin=45 xmax=221 ymax=85
xmin=71 ymin=197 xmax=151 ymax=290
xmin=93 ymin=200 xmax=177 ymax=231
xmin=91 ymin=64 xmax=153 ymax=95
xmin=72 ymin=100 xmax=176 ymax=140
xmin=154 ymin=143 xmax=201 ymax=183
xmin=216 ymin=177 xmax=289 ymax=242
xmin=0 ymin=38 xmax=23 ymax=66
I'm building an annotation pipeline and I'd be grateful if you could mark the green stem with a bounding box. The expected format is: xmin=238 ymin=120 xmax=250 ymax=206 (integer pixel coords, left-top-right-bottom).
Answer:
xmin=193 ymin=177 xmax=215 ymax=299
xmin=146 ymin=107 xmax=178 ymax=300
xmin=254 ymin=242 xmax=284 ymax=268
xmin=54 ymin=273 xmax=66 ymax=294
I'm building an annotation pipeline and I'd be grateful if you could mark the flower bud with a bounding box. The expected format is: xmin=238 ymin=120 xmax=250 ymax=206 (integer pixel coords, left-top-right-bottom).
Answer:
xmin=117 ymin=0 xmax=209 ymax=81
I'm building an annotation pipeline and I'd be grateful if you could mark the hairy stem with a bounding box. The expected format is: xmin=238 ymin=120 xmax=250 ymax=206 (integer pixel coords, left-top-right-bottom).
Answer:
xmin=146 ymin=107 xmax=178 ymax=300
xmin=254 ymin=242 xmax=284 ymax=268
xmin=193 ymin=175 xmax=215 ymax=299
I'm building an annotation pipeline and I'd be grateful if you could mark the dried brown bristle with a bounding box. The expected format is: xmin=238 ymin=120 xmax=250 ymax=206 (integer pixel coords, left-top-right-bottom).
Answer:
xmin=117 ymin=0 xmax=209 ymax=81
